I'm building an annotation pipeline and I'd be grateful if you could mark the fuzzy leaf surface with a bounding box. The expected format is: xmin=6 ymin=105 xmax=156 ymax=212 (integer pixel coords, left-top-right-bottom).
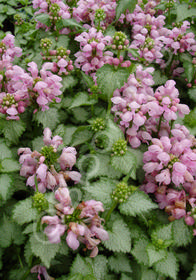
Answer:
xmin=71 ymin=126 xmax=93 ymax=146
xmin=172 ymin=219 xmax=193 ymax=247
xmin=146 ymin=243 xmax=167 ymax=266
xmin=154 ymin=251 xmax=179 ymax=280
xmin=108 ymin=254 xmax=132 ymax=273
xmin=115 ymin=0 xmax=137 ymax=20
xmin=96 ymin=64 xmax=130 ymax=99
xmin=187 ymin=263 xmax=196 ymax=280
xmin=70 ymin=92 xmax=97 ymax=109
xmin=131 ymin=238 xmax=149 ymax=266
xmin=30 ymin=232 xmax=59 ymax=268
xmin=119 ymin=191 xmax=158 ymax=217
xmin=103 ymin=219 xmax=131 ymax=253
xmin=13 ymin=197 xmax=38 ymax=225
xmin=0 ymin=174 xmax=13 ymax=203
xmin=110 ymin=150 xmax=137 ymax=178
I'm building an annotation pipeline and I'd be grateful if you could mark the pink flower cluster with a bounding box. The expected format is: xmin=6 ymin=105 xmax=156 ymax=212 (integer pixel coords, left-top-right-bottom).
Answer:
xmin=0 ymin=35 xmax=30 ymax=120
xmin=73 ymin=0 xmax=117 ymax=28
xmin=42 ymin=187 xmax=109 ymax=257
xmin=74 ymin=27 xmax=113 ymax=75
xmin=112 ymin=66 xmax=189 ymax=148
xmin=141 ymin=124 xmax=196 ymax=226
xmin=159 ymin=21 xmax=196 ymax=56
xmin=18 ymin=128 xmax=81 ymax=193
xmin=0 ymin=34 xmax=22 ymax=63
xmin=33 ymin=0 xmax=71 ymax=33
xmin=27 ymin=62 xmax=62 ymax=111
xmin=0 ymin=35 xmax=63 ymax=119
xmin=126 ymin=3 xmax=165 ymax=64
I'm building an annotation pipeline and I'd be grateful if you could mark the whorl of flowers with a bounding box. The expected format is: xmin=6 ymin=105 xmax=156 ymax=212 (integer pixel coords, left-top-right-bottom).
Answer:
xmin=74 ymin=27 xmax=113 ymax=75
xmin=27 ymin=61 xmax=63 ymax=112
xmin=42 ymin=187 xmax=109 ymax=257
xmin=141 ymin=124 xmax=196 ymax=226
xmin=0 ymin=35 xmax=29 ymax=120
xmin=33 ymin=0 xmax=71 ymax=33
xmin=111 ymin=70 xmax=190 ymax=148
xmin=18 ymin=128 xmax=81 ymax=193
xmin=73 ymin=0 xmax=117 ymax=28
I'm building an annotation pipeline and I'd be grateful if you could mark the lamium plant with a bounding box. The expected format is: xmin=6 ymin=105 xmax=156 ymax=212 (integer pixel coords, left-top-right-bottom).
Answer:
xmin=0 ymin=1 xmax=196 ymax=280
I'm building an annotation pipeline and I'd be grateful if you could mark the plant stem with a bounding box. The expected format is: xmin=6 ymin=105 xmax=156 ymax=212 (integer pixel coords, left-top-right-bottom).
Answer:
xmin=105 ymin=201 xmax=118 ymax=223
xmin=107 ymin=97 xmax=112 ymax=115
xmin=157 ymin=114 xmax=163 ymax=136
xmin=34 ymin=175 xmax=38 ymax=192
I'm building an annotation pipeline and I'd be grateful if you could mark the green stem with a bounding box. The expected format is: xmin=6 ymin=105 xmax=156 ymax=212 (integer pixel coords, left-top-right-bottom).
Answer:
xmin=21 ymin=269 xmax=31 ymax=280
xmin=169 ymin=119 xmax=175 ymax=138
xmin=157 ymin=114 xmax=163 ymax=136
xmin=18 ymin=253 xmax=23 ymax=269
xmin=107 ymin=97 xmax=112 ymax=116
xmin=117 ymin=50 xmax=121 ymax=59
xmin=168 ymin=0 xmax=171 ymax=24
xmin=105 ymin=201 xmax=118 ymax=223
xmin=122 ymin=167 xmax=134 ymax=183
xmin=34 ymin=175 xmax=38 ymax=192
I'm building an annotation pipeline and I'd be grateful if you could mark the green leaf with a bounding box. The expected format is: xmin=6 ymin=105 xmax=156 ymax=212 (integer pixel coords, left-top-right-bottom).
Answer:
xmin=24 ymin=241 xmax=33 ymax=265
xmin=183 ymin=61 xmax=194 ymax=83
xmin=13 ymin=197 xmax=38 ymax=225
xmin=35 ymin=13 xmax=50 ymax=26
xmin=0 ymin=142 xmax=12 ymax=160
xmin=71 ymin=126 xmax=93 ymax=146
xmin=23 ymin=224 xmax=34 ymax=235
xmin=56 ymin=35 xmax=70 ymax=49
xmin=121 ymin=274 xmax=133 ymax=280
xmin=32 ymin=136 xmax=44 ymax=151
xmin=96 ymin=64 xmax=130 ymax=100
xmin=177 ymin=4 xmax=196 ymax=22
xmin=30 ymin=232 xmax=59 ymax=268
xmin=146 ymin=243 xmax=167 ymax=266
xmin=81 ymin=72 xmax=94 ymax=88
xmin=61 ymin=75 xmax=78 ymax=91
xmin=0 ymin=215 xmax=24 ymax=248
xmin=93 ymin=119 xmax=124 ymax=153
xmin=153 ymin=70 xmax=168 ymax=86
xmin=131 ymin=238 xmax=149 ymax=266
xmin=140 ymin=267 xmax=158 ymax=280
xmin=172 ymin=219 xmax=193 ymax=247
xmin=0 ymin=174 xmax=13 ymax=202
xmin=127 ymin=48 xmax=140 ymax=58
xmin=119 ymin=191 xmax=158 ymax=217
xmin=154 ymin=251 xmax=179 ymax=280
xmin=92 ymin=255 xmax=108 ymax=280
xmin=78 ymin=154 xmax=122 ymax=180
xmin=61 ymin=18 xmax=85 ymax=30
xmin=151 ymin=223 xmax=173 ymax=243
xmin=33 ymin=108 xmax=60 ymax=130
xmin=188 ymin=87 xmax=196 ymax=102
xmin=70 ymin=92 xmax=97 ymax=109
xmin=115 ymin=0 xmax=137 ymax=20
xmin=1 ymin=119 xmax=26 ymax=144
xmin=70 ymin=255 xmax=93 ymax=276
xmin=68 ymin=274 xmax=83 ymax=280
xmin=108 ymin=253 xmax=132 ymax=273
xmin=1 ymin=158 xmax=20 ymax=173
xmin=71 ymin=107 xmax=89 ymax=123
xmin=84 ymin=178 xmax=116 ymax=208
xmin=110 ymin=150 xmax=137 ymax=178
xmin=6 ymin=6 xmax=16 ymax=15
xmin=188 ymin=263 xmax=196 ymax=280
xmin=103 ymin=219 xmax=131 ymax=253
xmin=54 ymin=124 xmax=77 ymax=145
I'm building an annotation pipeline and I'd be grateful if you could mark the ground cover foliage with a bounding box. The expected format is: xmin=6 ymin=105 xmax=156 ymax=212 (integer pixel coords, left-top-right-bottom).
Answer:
xmin=0 ymin=0 xmax=196 ymax=279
